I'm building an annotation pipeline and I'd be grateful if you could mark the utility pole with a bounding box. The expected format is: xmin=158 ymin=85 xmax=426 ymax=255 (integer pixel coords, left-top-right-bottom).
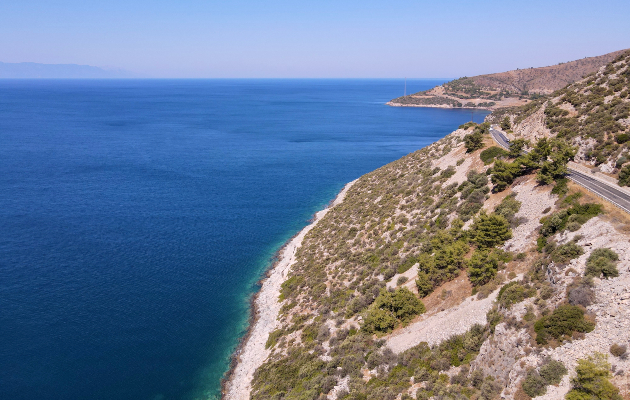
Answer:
xmin=404 ymin=78 xmax=407 ymax=96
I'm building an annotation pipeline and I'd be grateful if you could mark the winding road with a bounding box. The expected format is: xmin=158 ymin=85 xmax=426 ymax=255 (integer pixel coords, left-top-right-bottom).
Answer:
xmin=489 ymin=127 xmax=630 ymax=214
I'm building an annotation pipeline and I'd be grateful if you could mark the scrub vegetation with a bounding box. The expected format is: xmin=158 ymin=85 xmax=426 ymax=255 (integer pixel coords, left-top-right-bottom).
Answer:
xmin=243 ymin=51 xmax=630 ymax=400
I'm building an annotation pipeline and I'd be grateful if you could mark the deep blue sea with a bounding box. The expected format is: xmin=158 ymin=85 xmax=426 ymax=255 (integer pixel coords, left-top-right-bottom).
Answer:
xmin=0 ymin=79 xmax=488 ymax=400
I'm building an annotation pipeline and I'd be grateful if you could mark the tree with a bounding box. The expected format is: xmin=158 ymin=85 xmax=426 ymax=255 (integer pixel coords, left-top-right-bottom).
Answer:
xmin=619 ymin=164 xmax=630 ymax=186
xmin=565 ymin=353 xmax=622 ymax=400
xmin=501 ymin=116 xmax=511 ymax=131
xmin=364 ymin=287 xmax=426 ymax=333
xmin=468 ymin=250 xmax=499 ymax=286
xmin=490 ymin=160 xmax=520 ymax=192
xmin=469 ymin=212 xmax=512 ymax=249
xmin=464 ymin=130 xmax=484 ymax=152
xmin=535 ymin=139 xmax=576 ymax=185
xmin=508 ymin=138 xmax=528 ymax=158
xmin=415 ymin=271 xmax=434 ymax=297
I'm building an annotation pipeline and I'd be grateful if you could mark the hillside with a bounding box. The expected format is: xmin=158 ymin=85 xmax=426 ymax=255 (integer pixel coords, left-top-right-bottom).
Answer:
xmin=489 ymin=49 xmax=630 ymax=184
xmin=388 ymin=49 xmax=627 ymax=110
xmin=224 ymin=51 xmax=630 ymax=400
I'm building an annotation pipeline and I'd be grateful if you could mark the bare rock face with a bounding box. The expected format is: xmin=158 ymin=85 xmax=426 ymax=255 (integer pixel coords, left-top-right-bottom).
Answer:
xmin=470 ymin=323 xmax=530 ymax=386
xmin=512 ymin=106 xmax=551 ymax=142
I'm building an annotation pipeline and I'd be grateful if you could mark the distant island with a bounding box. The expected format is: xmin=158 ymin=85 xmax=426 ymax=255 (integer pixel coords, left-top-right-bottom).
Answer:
xmin=388 ymin=49 xmax=628 ymax=110
xmin=0 ymin=62 xmax=136 ymax=79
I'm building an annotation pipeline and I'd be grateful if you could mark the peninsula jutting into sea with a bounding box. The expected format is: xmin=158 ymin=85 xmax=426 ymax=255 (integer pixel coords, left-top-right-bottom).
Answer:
xmin=224 ymin=49 xmax=630 ymax=400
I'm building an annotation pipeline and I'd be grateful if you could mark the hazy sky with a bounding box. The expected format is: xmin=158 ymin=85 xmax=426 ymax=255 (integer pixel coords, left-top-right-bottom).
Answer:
xmin=2 ymin=0 xmax=629 ymax=78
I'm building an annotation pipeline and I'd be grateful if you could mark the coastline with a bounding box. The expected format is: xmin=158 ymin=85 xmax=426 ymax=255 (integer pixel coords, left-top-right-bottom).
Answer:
xmin=385 ymin=101 xmax=493 ymax=111
xmin=222 ymin=179 xmax=358 ymax=400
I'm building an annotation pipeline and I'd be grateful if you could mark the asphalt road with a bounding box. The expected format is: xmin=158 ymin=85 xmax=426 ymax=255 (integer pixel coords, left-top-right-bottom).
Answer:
xmin=489 ymin=127 xmax=630 ymax=214
xmin=490 ymin=128 xmax=511 ymax=149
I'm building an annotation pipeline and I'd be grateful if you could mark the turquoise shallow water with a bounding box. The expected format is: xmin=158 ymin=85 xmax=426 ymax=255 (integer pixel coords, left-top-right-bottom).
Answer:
xmin=0 ymin=79 xmax=488 ymax=400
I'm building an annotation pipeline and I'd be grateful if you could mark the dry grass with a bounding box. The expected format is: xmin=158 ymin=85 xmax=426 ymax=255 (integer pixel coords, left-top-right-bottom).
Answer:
xmin=567 ymin=181 xmax=630 ymax=231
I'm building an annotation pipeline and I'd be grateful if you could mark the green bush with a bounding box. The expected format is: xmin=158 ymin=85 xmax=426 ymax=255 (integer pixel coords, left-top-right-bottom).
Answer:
xmin=489 ymin=138 xmax=576 ymax=191
xmin=480 ymin=146 xmax=508 ymax=164
xmin=470 ymin=212 xmax=512 ymax=249
xmin=619 ymin=164 xmax=630 ymax=186
xmin=363 ymin=288 xmax=425 ymax=334
xmin=522 ymin=369 xmax=548 ymax=397
xmin=489 ymin=159 xmax=521 ymax=192
xmin=552 ymin=177 xmax=569 ymax=196
xmin=464 ymin=123 xmax=489 ymax=153
xmin=464 ymin=130 xmax=484 ymax=152
xmin=585 ymin=248 xmax=619 ymax=278
xmin=534 ymin=304 xmax=595 ymax=344
xmin=494 ymin=193 xmax=522 ymax=224
xmin=468 ymin=250 xmax=499 ymax=286
xmin=508 ymin=138 xmax=528 ymax=158
xmin=616 ymin=133 xmax=629 ymax=144
xmin=522 ymin=359 xmax=568 ymax=397
xmin=497 ymin=282 xmax=536 ymax=308
xmin=363 ymin=307 xmax=398 ymax=334
xmin=540 ymin=203 xmax=602 ymax=237
xmin=415 ymin=271 xmax=434 ymax=297
xmin=540 ymin=359 xmax=568 ymax=385
xmin=551 ymin=242 xmax=584 ymax=264
xmin=565 ymin=353 xmax=622 ymax=400
xmin=459 ymin=121 xmax=477 ymax=130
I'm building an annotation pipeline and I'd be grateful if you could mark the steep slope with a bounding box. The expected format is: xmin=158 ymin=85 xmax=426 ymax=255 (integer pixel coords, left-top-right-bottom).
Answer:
xmin=224 ymin=51 xmax=630 ymax=400
xmin=388 ymin=49 xmax=627 ymax=110
xmin=490 ymin=50 xmax=630 ymax=181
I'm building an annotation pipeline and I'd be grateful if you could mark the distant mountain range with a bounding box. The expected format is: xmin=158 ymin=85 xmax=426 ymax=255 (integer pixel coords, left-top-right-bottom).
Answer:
xmin=0 ymin=62 xmax=137 ymax=78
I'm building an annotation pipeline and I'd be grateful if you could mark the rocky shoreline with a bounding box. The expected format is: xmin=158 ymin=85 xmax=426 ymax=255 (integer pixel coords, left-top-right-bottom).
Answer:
xmin=222 ymin=180 xmax=357 ymax=400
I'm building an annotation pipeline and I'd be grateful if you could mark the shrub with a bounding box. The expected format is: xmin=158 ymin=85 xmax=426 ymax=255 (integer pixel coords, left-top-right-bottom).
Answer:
xmin=616 ymin=133 xmax=629 ymax=144
xmin=470 ymin=212 xmax=512 ymax=249
xmin=497 ymin=281 xmax=536 ymax=308
xmin=534 ymin=304 xmax=595 ymax=344
xmin=522 ymin=358 xmax=568 ymax=397
xmin=494 ymin=193 xmax=522 ymax=224
xmin=552 ymin=178 xmax=569 ymax=196
xmin=363 ymin=288 xmax=425 ymax=334
xmin=609 ymin=343 xmax=627 ymax=359
xmin=619 ymin=164 xmax=630 ymax=186
xmin=415 ymin=271 xmax=434 ymax=297
xmin=441 ymin=166 xmax=456 ymax=179
xmin=468 ymin=250 xmax=499 ymax=286
xmin=480 ymin=146 xmax=508 ymax=164
xmin=522 ymin=369 xmax=547 ymax=397
xmin=508 ymin=138 xmax=528 ymax=158
xmin=540 ymin=359 xmax=568 ymax=385
xmin=585 ymin=248 xmax=619 ymax=278
xmin=363 ymin=308 xmax=398 ymax=334
xmin=490 ymin=159 xmax=520 ymax=192
xmin=540 ymin=203 xmax=602 ymax=237
xmin=568 ymin=284 xmax=595 ymax=307
xmin=464 ymin=130 xmax=485 ymax=152
xmin=551 ymin=242 xmax=584 ymax=264
xmin=565 ymin=353 xmax=622 ymax=400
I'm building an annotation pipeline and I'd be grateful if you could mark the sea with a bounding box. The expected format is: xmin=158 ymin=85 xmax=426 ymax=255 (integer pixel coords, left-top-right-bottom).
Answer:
xmin=0 ymin=79 xmax=488 ymax=400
